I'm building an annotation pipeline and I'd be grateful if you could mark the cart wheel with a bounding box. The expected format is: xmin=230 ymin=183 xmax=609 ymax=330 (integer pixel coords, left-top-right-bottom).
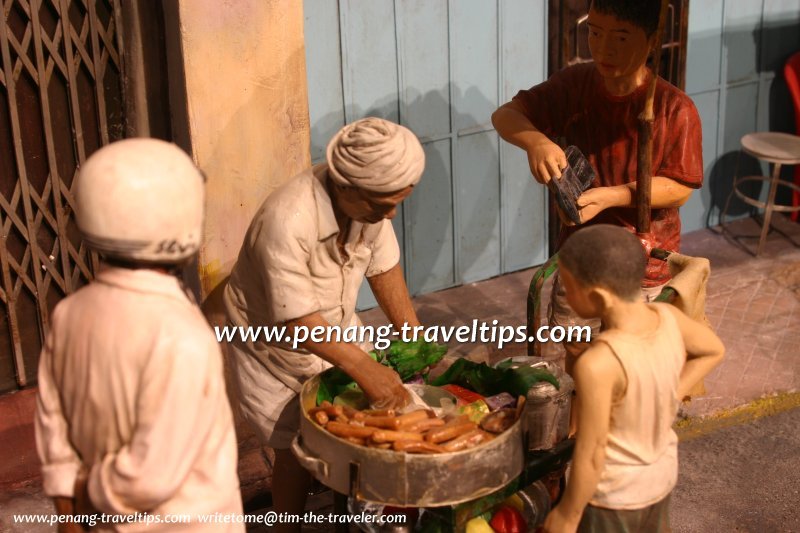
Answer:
xmin=543 ymin=465 xmax=569 ymax=506
xmin=333 ymin=492 xmax=350 ymax=533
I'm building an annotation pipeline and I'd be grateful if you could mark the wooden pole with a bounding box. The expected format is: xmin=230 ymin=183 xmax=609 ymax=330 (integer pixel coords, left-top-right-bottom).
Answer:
xmin=636 ymin=0 xmax=671 ymax=234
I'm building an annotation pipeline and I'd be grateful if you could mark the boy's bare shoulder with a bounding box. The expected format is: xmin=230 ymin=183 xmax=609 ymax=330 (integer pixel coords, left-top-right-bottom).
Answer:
xmin=574 ymin=341 xmax=623 ymax=384
xmin=652 ymin=301 xmax=687 ymax=322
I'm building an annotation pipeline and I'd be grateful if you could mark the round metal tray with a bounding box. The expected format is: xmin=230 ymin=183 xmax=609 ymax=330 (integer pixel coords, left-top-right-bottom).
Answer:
xmin=292 ymin=374 xmax=525 ymax=507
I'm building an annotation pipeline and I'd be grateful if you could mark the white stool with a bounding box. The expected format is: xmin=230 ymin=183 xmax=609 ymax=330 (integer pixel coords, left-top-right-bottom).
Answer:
xmin=721 ymin=132 xmax=800 ymax=255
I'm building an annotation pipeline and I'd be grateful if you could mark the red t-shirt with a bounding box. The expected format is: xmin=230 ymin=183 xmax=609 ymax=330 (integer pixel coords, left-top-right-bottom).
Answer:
xmin=512 ymin=63 xmax=703 ymax=286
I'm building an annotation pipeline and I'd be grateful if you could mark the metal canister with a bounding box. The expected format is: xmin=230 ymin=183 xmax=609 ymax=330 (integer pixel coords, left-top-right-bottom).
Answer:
xmin=494 ymin=357 xmax=574 ymax=451
xmin=524 ymin=367 xmax=574 ymax=451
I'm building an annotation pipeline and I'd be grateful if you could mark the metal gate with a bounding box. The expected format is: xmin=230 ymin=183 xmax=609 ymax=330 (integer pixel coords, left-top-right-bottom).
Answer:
xmin=1 ymin=0 xmax=125 ymax=392
xmin=548 ymin=0 xmax=689 ymax=88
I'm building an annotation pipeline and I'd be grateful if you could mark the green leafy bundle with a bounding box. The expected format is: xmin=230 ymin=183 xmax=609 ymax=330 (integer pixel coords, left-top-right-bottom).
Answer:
xmin=315 ymin=340 xmax=447 ymax=405
xmin=316 ymin=366 xmax=361 ymax=406
xmin=430 ymin=358 xmax=558 ymax=397
xmin=381 ymin=340 xmax=447 ymax=382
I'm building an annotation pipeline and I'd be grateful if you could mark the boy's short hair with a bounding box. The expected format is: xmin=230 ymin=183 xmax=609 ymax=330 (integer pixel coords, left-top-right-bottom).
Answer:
xmin=591 ymin=0 xmax=661 ymax=37
xmin=559 ymin=225 xmax=646 ymax=301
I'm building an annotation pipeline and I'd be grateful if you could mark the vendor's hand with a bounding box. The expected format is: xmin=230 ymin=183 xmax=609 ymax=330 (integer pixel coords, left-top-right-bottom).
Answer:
xmin=527 ymin=140 xmax=567 ymax=184
xmin=541 ymin=505 xmax=580 ymax=533
xmin=576 ymin=186 xmax=624 ymax=224
xmin=356 ymin=359 xmax=410 ymax=410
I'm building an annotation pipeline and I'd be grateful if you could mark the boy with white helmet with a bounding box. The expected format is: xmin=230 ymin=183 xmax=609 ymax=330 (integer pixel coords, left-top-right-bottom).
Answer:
xmin=35 ymin=139 xmax=244 ymax=532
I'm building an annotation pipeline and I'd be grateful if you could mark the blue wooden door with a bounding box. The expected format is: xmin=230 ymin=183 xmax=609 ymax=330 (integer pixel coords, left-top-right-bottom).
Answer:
xmin=304 ymin=0 xmax=550 ymax=308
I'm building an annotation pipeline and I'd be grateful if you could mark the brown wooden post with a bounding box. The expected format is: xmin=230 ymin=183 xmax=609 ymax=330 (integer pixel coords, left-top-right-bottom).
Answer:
xmin=636 ymin=0 xmax=671 ymax=234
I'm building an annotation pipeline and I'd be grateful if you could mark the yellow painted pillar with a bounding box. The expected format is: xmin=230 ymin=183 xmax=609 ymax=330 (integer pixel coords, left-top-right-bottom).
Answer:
xmin=167 ymin=0 xmax=311 ymax=302
xmin=162 ymin=2 xmax=311 ymax=500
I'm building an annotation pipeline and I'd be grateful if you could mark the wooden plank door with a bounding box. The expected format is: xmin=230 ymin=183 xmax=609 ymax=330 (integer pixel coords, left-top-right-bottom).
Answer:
xmin=304 ymin=0 xmax=550 ymax=308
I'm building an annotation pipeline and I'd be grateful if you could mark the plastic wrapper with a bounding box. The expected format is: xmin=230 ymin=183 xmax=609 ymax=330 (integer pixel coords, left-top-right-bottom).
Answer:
xmin=458 ymin=399 xmax=491 ymax=423
xmin=484 ymin=392 xmax=517 ymax=411
xmin=404 ymin=373 xmax=426 ymax=385
xmin=333 ymin=389 xmax=369 ymax=410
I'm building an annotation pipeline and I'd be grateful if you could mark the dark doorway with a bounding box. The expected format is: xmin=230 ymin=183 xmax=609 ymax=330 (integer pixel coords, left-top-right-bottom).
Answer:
xmin=0 ymin=0 xmax=171 ymax=393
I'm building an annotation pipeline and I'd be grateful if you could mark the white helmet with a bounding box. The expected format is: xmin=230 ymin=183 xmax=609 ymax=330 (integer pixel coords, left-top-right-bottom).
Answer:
xmin=75 ymin=138 xmax=204 ymax=264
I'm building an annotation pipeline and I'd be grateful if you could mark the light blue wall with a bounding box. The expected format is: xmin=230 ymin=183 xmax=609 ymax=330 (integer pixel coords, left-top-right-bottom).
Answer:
xmin=682 ymin=0 xmax=800 ymax=232
xmin=304 ymin=0 xmax=550 ymax=308
xmin=304 ymin=1 xmax=800 ymax=306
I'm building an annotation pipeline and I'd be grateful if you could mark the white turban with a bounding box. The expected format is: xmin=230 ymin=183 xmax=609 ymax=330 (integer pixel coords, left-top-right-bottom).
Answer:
xmin=326 ymin=117 xmax=425 ymax=193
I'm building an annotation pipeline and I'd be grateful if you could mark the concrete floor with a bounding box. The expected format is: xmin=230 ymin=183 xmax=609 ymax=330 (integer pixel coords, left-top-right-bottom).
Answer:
xmin=362 ymin=214 xmax=800 ymax=419
xmin=671 ymin=406 xmax=800 ymax=533
xmin=679 ymin=217 xmax=800 ymax=417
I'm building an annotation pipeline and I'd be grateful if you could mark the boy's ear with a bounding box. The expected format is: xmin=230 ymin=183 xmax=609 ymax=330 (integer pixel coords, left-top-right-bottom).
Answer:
xmin=588 ymin=286 xmax=615 ymax=313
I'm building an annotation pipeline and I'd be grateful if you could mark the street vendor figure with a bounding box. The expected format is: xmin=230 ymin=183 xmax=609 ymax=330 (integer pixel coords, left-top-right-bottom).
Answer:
xmin=223 ymin=117 xmax=424 ymax=529
xmin=35 ymin=139 xmax=244 ymax=532
xmin=492 ymin=0 xmax=703 ymax=370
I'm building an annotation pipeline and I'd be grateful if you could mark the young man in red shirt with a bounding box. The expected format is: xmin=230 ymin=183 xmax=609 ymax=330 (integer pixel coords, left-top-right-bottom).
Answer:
xmin=492 ymin=0 xmax=703 ymax=370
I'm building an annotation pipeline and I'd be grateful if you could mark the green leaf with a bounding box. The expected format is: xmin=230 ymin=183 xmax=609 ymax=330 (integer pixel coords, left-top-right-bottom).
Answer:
xmin=316 ymin=366 xmax=360 ymax=405
xmin=316 ymin=342 xmax=448 ymax=405
xmin=430 ymin=358 xmax=559 ymax=397
xmin=494 ymin=358 xmax=516 ymax=371
xmin=382 ymin=340 xmax=447 ymax=382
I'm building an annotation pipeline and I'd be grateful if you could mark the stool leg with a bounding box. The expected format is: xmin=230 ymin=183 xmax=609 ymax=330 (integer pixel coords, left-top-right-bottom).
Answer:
xmin=720 ymin=149 xmax=743 ymax=228
xmin=757 ymin=163 xmax=782 ymax=256
xmin=721 ymin=187 xmax=734 ymax=228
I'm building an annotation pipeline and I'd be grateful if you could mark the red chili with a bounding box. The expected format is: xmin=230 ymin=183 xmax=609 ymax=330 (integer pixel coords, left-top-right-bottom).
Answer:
xmin=440 ymin=384 xmax=485 ymax=406
xmin=489 ymin=505 xmax=526 ymax=533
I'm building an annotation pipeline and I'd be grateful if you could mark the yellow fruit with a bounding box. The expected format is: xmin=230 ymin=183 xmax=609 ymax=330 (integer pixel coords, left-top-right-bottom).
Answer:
xmin=465 ymin=517 xmax=495 ymax=533
xmin=503 ymin=493 xmax=525 ymax=513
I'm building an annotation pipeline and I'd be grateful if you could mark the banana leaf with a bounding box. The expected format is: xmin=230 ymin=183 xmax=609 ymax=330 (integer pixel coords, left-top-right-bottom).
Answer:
xmin=316 ymin=366 xmax=361 ymax=405
xmin=315 ymin=341 xmax=446 ymax=405
xmin=381 ymin=340 xmax=447 ymax=382
xmin=430 ymin=358 xmax=558 ymax=397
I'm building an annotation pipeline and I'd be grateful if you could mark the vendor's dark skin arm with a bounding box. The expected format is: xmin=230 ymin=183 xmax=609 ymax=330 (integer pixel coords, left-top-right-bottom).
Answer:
xmin=52 ymin=498 xmax=82 ymax=533
xmin=285 ymin=264 xmax=418 ymax=409
xmin=368 ymin=263 xmax=421 ymax=329
xmin=49 ymin=472 xmax=93 ymax=533
xmin=285 ymin=313 xmax=409 ymax=409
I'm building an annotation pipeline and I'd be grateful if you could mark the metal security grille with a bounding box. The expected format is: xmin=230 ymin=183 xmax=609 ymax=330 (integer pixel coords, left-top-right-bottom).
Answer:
xmin=548 ymin=0 xmax=689 ymax=89
xmin=0 ymin=0 xmax=125 ymax=392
